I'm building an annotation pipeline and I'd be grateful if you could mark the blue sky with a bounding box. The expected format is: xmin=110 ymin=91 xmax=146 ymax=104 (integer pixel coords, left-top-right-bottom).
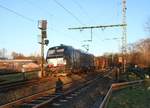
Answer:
xmin=0 ymin=0 xmax=150 ymax=57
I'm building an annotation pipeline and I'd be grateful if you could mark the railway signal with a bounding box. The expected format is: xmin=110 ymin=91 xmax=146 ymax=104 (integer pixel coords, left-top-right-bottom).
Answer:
xmin=38 ymin=20 xmax=49 ymax=77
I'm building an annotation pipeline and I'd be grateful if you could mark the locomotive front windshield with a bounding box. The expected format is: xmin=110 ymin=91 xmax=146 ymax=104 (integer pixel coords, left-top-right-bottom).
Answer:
xmin=48 ymin=49 xmax=55 ymax=55
xmin=47 ymin=48 xmax=64 ymax=58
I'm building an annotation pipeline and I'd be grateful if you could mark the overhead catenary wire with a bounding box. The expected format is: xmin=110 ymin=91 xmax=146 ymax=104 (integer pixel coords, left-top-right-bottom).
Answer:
xmin=49 ymin=27 xmax=80 ymax=42
xmin=53 ymin=0 xmax=83 ymax=25
xmin=23 ymin=0 xmax=53 ymax=17
xmin=0 ymin=3 xmax=35 ymax=22
xmin=49 ymin=27 xmax=85 ymax=50
xmin=52 ymin=0 xmax=87 ymax=44
xmin=71 ymin=0 xmax=92 ymax=23
xmin=116 ymin=0 xmax=121 ymax=23
xmin=22 ymin=0 xmax=82 ymax=47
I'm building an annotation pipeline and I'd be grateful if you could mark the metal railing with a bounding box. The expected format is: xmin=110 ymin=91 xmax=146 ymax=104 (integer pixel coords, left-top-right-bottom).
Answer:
xmin=99 ymin=85 xmax=112 ymax=108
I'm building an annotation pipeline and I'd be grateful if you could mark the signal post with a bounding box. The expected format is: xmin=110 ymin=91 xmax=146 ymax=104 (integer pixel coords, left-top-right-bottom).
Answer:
xmin=38 ymin=20 xmax=49 ymax=77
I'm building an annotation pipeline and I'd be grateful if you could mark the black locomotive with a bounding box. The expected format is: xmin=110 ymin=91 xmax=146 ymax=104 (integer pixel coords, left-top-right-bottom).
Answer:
xmin=46 ymin=44 xmax=95 ymax=76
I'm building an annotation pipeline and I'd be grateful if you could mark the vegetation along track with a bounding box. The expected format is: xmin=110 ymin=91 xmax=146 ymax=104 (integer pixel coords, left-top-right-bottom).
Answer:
xmin=99 ymin=80 xmax=144 ymax=108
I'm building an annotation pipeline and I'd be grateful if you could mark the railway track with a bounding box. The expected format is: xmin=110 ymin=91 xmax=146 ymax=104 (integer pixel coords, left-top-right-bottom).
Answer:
xmin=0 ymin=72 xmax=99 ymax=93
xmin=0 ymin=72 xmax=106 ymax=108
xmin=0 ymin=68 xmax=111 ymax=92
xmin=18 ymin=76 xmax=111 ymax=108
xmin=0 ymin=77 xmax=52 ymax=92
xmin=0 ymin=73 xmax=111 ymax=108
xmin=0 ymin=68 xmax=144 ymax=108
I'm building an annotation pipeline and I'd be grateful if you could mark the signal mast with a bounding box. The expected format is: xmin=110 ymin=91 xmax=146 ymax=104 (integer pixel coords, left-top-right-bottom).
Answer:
xmin=38 ymin=20 xmax=49 ymax=77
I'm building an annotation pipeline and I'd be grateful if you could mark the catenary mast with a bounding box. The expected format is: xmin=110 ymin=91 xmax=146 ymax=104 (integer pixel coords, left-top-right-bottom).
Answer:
xmin=122 ymin=0 xmax=127 ymax=73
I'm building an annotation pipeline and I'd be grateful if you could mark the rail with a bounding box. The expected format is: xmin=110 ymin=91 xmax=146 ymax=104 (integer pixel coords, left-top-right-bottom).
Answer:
xmin=0 ymin=75 xmax=100 ymax=108
xmin=19 ymin=77 xmax=99 ymax=108
xmin=112 ymin=80 xmax=143 ymax=91
xmin=0 ymin=79 xmax=77 ymax=108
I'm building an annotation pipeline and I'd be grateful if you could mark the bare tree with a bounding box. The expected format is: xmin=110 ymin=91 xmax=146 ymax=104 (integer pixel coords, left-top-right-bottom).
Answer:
xmin=128 ymin=38 xmax=150 ymax=67
xmin=11 ymin=52 xmax=25 ymax=59
xmin=11 ymin=51 xmax=18 ymax=59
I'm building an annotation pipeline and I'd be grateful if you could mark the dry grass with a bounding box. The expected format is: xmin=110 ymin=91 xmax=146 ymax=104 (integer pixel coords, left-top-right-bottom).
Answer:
xmin=108 ymin=79 xmax=150 ymax=108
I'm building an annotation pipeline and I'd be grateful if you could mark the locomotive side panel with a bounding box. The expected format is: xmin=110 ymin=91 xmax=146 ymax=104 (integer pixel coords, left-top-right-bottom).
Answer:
xmin=46 ymin=44 xmax=95 ymax=75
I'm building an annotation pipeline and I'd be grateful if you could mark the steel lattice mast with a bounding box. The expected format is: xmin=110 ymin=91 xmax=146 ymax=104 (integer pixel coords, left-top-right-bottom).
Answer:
xmin=122 ymin=0 xmax=127 ymax=73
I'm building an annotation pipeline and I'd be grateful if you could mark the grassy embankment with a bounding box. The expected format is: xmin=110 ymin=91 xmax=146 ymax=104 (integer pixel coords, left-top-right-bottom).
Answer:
xmin=108 ymin=79 xmax=150 ymax=108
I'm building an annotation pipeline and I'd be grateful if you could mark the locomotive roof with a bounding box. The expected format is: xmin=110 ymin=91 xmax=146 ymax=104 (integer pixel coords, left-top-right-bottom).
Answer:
xmin=48 ymin=44 xmax=94 ymax=56
xmin=48 ymin=44 xmax=72 ymax=50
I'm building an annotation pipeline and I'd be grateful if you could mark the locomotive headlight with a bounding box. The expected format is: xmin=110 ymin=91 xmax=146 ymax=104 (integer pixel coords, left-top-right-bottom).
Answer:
xmin=63 ymin=59 xmax=66 ymax=65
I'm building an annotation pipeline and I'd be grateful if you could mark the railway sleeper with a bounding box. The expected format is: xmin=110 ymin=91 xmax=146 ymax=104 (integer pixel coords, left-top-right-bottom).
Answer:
xmin=51 ymin=98 xmax=70 ymax=106
xmin=19 ymin=95 xmax=59 ymax=108
xmin=50 ymin=79 xmax=110 ymax=108
xmin=20 ymin=103 xmax=36 ymax=108
xmin=20 ymin=77 xmax=103 ymax=108
xmin=71 ymin=93 xmax=78 ymax=96
xmin=59 ymin=99 xmax=68 ymax=103
xmin=65 ymin=96 xmax=73 ymax=99
xmin=30 ymin=100 xmax=44 ymax=104
xmin=52 ymin=102 xmax=62 ymax=106
xmin=51 ymin=99 xmax=70 ymax=108
xmin=49 ymin=87 xmax=91 ymax=107
xmin=49 ymin=85 xmax=96 ymax=107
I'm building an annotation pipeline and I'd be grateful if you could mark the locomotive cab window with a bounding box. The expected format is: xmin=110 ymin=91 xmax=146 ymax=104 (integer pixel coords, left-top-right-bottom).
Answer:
xmin=56 ymin=49 xmax=64 ymax=53
xmin=48 ymin=49 xmax=55 ymax=55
